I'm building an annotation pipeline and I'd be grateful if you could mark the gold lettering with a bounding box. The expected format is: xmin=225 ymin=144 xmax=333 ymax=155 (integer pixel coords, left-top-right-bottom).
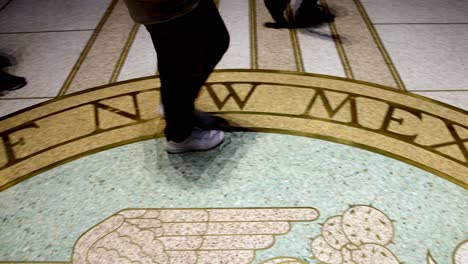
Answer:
xmin=92 ymin=93 xmax=142 ymax=131
xmin=304 ymin=89 xmax=358 ymax=124
xmin=206 ymin=83 xmax=257 ymax=110
xmin=380 ymin=105 xmax=421 ymax=142
xmin=430 ymin=122 xmax=468 ymax=163
xmin=0 ymin=123 xmax=39 ymax=168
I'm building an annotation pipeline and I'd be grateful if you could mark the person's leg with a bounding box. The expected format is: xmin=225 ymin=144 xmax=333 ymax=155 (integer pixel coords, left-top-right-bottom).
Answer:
xmin=145 ymin=0 xmax=229 ymax=142
xmin=154 ymin=0 xmax=230 ymax=129
xmin=146 ymin=17 xmax=200 ymax=141
xmin=186 ymin=0 xmax=230 ymax=104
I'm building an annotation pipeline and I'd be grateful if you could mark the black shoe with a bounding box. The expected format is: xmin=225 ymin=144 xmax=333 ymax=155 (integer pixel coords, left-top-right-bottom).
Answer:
xmin=295 ymin=3 xmax=335 ymax=27
xmin=264 ymin=22 xmax=294 ymax=29
xmin=0 ymin=70 xmax=27 ymax=91
xmin=0 ymin=55 xmax=12 ymax=68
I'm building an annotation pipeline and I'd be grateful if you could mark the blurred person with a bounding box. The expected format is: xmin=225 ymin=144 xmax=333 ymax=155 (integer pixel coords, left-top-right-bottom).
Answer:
xmin=123 ymin=0 xmax=230 ymax=153
xmin=264 ymin=0 xmax=334 ymax=28
xmin=0 ymin=55 xmax=27 ymax=91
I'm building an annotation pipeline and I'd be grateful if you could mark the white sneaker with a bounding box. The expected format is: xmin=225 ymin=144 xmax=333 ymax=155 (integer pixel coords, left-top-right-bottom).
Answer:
xmin=166 ymin=129 xmax=225 ymax=154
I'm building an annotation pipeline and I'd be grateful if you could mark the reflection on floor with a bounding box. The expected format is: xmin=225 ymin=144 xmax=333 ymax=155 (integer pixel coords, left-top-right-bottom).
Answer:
xmin=0 ymin=0 xmax=467 ymax=263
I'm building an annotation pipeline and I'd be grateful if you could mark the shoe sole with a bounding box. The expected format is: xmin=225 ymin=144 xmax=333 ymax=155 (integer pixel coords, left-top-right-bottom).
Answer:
xmin=166 ymin=135 xmax=225 ymax=154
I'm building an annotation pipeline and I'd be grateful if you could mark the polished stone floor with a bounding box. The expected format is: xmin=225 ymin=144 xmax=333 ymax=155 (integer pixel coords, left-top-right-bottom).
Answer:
xmin=0 ymin=1 xmax=466 ymax=263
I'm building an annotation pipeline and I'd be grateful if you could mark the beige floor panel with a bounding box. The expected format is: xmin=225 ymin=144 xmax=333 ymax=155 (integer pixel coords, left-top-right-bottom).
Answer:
xmin=254 ymin=0 xmax=297 ymax=71
xmin=117 ymin=25 xmax=157 ymax=82
xmin=63 ymin=0 xmax=135 ymax=94
xmin=0 ymin=0 xmax=111 ymax=32
xmin=324 ymin=0 xmax=402 ymax=88
xmin=376 ymin=24 xmax=468 ymax=91
xmin=216 ymin=0 xmax=252 ymax=69
xmin=361 ymin=0 xmax=468 ymax=23
xmin=0 ymin=31 xmax=93 ymax=98
xmin=297 ymin=26 xmax=345 ymax=77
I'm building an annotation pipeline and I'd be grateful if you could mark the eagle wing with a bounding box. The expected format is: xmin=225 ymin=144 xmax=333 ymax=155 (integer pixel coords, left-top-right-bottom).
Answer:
xmin=72 ymin=208 xmax=318 ymax=264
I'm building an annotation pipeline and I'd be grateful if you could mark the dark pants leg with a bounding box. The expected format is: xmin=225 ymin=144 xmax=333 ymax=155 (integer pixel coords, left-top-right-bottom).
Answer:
xmin=145 ymin=0 xmax=230 ymax=142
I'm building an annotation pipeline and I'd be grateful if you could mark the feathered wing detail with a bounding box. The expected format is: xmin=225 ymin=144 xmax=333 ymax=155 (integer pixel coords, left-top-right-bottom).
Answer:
xmin=72 ymin=208 xmax=318 ymax=264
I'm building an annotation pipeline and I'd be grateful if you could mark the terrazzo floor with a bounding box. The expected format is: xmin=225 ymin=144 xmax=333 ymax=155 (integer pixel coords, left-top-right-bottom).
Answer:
xmin=1 ymin=133 xmax=466 ymax=263
xmin=0 ymin=0 xmax=467 ymax=263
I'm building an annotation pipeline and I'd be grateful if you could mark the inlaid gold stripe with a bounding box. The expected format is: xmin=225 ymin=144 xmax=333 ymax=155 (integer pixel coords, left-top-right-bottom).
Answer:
xmin=286 ymin=4 xmax=304 ymax=72
xmin=320 ymin=0 xmax=354 ymax=79
xmin=353 ymin=0 xmax=407 ymax=91
xmin=255 ymin=0 xmax=296 ymax=71
xmin=249 ymin=0 xmax=258 ymax=69
xmin=110 ymin=23 xmax=141 ymax=83
xmin=57 ymin=0 xmax=118 ymax=97
xmin=324 ymin=0 xmax=399 ymax=88
xmin=290 ymin=29 xmax=304 ymax=72
xmin=62 ymin=0 xmax=136 ymax=94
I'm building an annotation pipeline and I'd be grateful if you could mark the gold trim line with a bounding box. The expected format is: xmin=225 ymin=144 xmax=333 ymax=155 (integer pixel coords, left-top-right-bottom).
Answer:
xmin=250 ymin=0 xmax=258 ymax=69
xmin=353 ymin=0 xmax=407 ymax=91
xmin=290 ymin=28 xmax=304 ymax=72
xmin=56 ymin=0 xmax=118 ymax=97
xmin=109 ymin=23 xmax=141 ymax=83
xmin=320 ymin=0 xmax=354 ymax=79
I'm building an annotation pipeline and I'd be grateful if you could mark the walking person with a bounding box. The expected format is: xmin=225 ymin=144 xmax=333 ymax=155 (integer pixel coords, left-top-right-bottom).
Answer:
xmin=264 ymin=0 xmax=334 ymax=28
xmin=0 ymin=55 xmax=27 ymax=91
xmin=123 ymin=0 xmax=230 ymax=153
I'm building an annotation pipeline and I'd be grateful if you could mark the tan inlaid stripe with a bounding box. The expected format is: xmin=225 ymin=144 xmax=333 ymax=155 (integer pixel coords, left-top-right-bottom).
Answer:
xmin=287 ymin=5 xmax=304 ymax=72
xmin=57 ymin=0 xmax=118 ymax=97
xmin=63 ymin=0 xmax=135 ymax=95
xmin=353 ymin=0 xmax=407 ymax=91
xmin=290 ymin=29 xmax=304 ymax=72
xmin=110 ymin=23 xmax=140 ymax=83
xmin=325 ymin=0 xmax=398 ymax=88
xmin=255 ymin=0 xmax=296 ymax=71
xmin=321 ymin=0 xmax=354 ymax=79
xmin=250 ymin=0 xmax=258 ymax=69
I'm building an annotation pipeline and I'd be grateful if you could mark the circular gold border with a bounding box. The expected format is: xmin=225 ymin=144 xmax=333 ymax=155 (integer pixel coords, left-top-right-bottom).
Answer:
xmin=0 ymin=70 xmax=466 ymax=191
xmin=1 ymin=69 xmax=466 ymax=122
